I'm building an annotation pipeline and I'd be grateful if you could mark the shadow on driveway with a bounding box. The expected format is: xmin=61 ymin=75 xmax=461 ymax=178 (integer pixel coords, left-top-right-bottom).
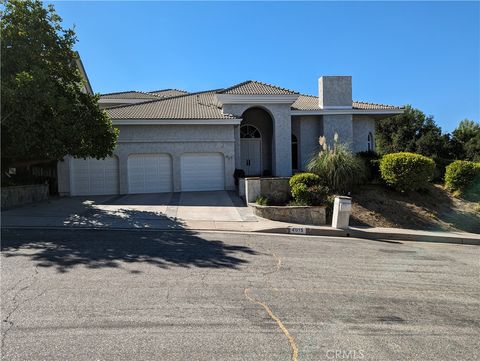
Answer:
xmin=1 ymin=210 xmax=257 ymax=273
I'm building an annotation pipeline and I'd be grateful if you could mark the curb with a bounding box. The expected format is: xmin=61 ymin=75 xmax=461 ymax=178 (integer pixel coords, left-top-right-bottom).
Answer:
xmin=2 ymin=225 xmax=479 ymax=246
xmin=254 ymin=226 xmax=480 ymax=245
xmin=348 ymin=229 xmax=480 ymax=246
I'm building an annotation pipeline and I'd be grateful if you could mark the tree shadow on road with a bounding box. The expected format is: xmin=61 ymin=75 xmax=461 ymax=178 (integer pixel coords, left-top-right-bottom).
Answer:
xmin=1 ymin=208 xmax=257 ymax=273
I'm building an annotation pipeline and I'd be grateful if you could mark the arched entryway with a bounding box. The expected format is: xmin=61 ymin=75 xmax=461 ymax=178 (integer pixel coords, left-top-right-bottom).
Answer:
xmin=240 ymin=107 xmax=273 ymax=176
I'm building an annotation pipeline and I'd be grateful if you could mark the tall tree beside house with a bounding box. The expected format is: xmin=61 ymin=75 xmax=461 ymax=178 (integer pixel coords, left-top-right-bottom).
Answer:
xmin=452 ymin=119 xmax=480 ymax=161
xmin=375 ymin=105 xmax=452 ymax=159
xmin=0 ymin=0 xmax=118 ymax=170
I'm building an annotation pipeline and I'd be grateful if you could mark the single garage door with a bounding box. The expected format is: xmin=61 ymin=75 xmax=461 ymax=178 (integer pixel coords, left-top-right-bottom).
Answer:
xmin=71 ymin=157 xmax=119 ymax=196
xmin=128 ymin=154 xmax=172 ymax=194
xmin=181 ymin=153 xmax=225 ymax=191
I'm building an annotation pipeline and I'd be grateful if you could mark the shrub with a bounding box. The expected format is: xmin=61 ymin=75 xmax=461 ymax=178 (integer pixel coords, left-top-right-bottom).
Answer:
xmin=380 ymin=152 xmax=435 ymax=192
xmin=289 ymin=172 xmax=321 ymax=188
xmin=357 ymin=151 xmax=380 ymax=182
xmin=233 ymin=168 xmax=245 ymax=186
xmin=307 ymin=143 xmax=365 ymax=194
xmin=266 ymin=191 xmax=286 ymax=206
xmin=255 ymin=196 xmax=268 ymax=206
xmin=444 ymin=160 xmax=480 ymax=192
xmin=432 ymin=157 xmax=454 ymax=182
xmin=291 ymin=183 xmax=329 ymax=206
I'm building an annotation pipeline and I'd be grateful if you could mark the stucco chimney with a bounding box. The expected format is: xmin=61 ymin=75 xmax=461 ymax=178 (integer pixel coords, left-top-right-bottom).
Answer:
xmin=318 ymin=76 xmax=352 ymax=109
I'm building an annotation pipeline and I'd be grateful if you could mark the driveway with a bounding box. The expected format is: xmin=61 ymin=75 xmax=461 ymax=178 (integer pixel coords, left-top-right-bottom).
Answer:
xmin=1 ymin=191 xmax=257 ymax=229
xmin=1 ymin=229 xmax=479 ymax=360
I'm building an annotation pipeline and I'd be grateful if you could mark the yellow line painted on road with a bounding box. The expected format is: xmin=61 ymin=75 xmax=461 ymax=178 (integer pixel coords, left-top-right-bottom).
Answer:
xmin=271 ymin=251 xmax=282 ymax=271
xmin=244 ymin=288 xmax=298 ymax=361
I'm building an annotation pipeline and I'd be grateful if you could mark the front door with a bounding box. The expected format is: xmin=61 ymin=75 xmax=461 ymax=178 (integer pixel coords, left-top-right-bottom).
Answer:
xmin=241 ymin=138 xmax=261 ymax=176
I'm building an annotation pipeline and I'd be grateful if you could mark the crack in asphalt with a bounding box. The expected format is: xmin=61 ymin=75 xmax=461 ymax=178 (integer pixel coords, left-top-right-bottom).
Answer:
xmin=1 ymin=264 xmax=41 ymax=352
xmin=244 ymin=288 xmax=299 ymax=361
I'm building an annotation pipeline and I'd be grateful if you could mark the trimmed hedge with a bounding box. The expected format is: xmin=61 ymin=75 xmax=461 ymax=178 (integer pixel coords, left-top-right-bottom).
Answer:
xmin=289 ymin=172 xmax=321 ymax=188
xmin=289 ymin=172 xmax=327 ymax=206
xmin=291 ymin=183 xmax=329 ymax=206
xmin=380 ymin=152 xmax=435 ymax=192
xmin=444 ymin=160 xmax=480 ymax=192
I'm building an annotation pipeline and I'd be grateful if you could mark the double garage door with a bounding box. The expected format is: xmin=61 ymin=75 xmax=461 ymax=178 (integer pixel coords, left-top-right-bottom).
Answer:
xmin=70 ymin=153 xmax=225 ymax=195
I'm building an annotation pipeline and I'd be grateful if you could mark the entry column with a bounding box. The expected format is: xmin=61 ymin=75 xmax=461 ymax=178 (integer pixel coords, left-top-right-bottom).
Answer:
xmin=271 ymin=104 xmax=292 ymax=176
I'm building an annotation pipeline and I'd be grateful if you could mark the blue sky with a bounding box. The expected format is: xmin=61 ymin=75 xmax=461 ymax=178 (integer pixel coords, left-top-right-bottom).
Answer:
xmin=52 ymin=1 xmax=479 ymax=132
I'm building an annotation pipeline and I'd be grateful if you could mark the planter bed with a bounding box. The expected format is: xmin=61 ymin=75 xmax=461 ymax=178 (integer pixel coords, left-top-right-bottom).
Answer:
xmin=249 ymin=202 xmax=327 ymax=225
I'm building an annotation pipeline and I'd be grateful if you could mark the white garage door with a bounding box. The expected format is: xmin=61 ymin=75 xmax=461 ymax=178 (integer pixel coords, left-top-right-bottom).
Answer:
xmin=71 ymin=157 xmax=119 ymax=196
xmin=128 ymin=154 xmax=172 ymax=194
xmin=181 ymin=153 xmax=225 ymax=191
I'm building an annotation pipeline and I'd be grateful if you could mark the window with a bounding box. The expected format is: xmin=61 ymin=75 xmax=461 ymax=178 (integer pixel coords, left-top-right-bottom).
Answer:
xmin=367 ymin=132 xmax=374 ymax=151
xmin=240 ymin=125 xmax=261 ymax=138
xmin=292 ymin=134 xmax=298 ymax=170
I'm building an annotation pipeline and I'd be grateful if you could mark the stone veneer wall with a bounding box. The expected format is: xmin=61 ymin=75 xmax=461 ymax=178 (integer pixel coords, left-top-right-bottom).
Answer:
xmin=244 ymin=177 xmax=290 ymax=203
xmin=250 ymin=203 xmax=326 ymax=226
xmin=1 ymin=184 xmax=49 ymax=209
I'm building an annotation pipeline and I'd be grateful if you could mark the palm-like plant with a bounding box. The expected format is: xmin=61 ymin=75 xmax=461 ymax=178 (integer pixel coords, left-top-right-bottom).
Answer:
xmin=307 ymin=134 xmax=365 ymax=194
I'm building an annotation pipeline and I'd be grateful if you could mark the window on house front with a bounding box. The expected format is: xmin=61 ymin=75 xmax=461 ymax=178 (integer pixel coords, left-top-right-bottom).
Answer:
xmin=240 ymin=125 xmax=261 ymax=138
xmin=367 ymin=132 xmax=374 ymax=151
xmin=292 ymin=134 xmax=298 ymax=170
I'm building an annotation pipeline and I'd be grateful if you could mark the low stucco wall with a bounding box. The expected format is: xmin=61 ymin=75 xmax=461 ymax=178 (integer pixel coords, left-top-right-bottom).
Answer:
xmin=249 ymin=203 xmax=326 ymax=226
xmin=1 ymin=184 xmax=49 ymax=209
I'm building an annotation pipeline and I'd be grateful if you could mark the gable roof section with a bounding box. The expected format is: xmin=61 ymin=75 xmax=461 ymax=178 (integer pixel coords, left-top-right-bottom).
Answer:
xmin=218 ymin=80 xmax=298 ymax=95
xmin=149 ymin=89 xmax=189 ymax=98
xmin=100 ymin=91 xmax=160 ymax=100
xmin=292 ymin=94 xmax=403 ymax=111
xmin=106 ymin=90 xmax=239 ymax=120
xmin=104 ymin=82 xmax=402 ymax=120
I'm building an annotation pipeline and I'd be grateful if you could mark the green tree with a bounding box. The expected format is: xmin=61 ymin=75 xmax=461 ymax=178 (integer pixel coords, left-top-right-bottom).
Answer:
xmin=376 ymin=105 xmax=449 ymax=158
xmin=1 ymin=0 xmax=118 ymax=168
xmin=452 ymin=119 xmax=480 ymax=161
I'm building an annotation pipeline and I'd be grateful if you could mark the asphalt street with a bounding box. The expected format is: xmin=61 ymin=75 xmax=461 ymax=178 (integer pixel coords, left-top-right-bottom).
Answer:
xmin=1 ymin=228 xmax=479 ymax=361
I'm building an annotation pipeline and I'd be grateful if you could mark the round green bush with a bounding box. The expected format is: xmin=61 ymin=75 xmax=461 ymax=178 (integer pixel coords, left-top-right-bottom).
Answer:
xmin=444 ymin=160 xmax=480 ymax=192
xmin=289 ymin=172 xmax=321 ymax=188
xmin=291 ymin=183 xmax=329 ymax=206
xmin=380 ymin=152 xmax=435 ymax=192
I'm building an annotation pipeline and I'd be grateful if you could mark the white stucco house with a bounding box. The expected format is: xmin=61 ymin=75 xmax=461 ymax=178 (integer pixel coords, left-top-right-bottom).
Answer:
xmin=57 ymin=76 xmax=404 ymax=196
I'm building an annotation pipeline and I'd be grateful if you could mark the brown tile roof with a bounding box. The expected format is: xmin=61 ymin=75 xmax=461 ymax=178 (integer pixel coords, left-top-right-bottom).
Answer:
xmin=149 ymin=89 xmax=189 ymax=98
xmin=218 ymin=80 xmax=298 ymax=95
xmin=352 ymin=100 xmax=403 ymax=110
xmin=291 ymin=94 xmax=403 ymax=111
xmin=100 ymin=89 xmax=188 ymax=100
xmin=104 ymin=82 xmax=402 ymax=119
xmin=106 ymin=90 xmax=238 ymax=120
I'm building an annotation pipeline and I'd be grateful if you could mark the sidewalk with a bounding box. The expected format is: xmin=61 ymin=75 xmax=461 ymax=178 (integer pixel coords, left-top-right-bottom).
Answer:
xmin=2 ymin=196 xmax=479 ymax=245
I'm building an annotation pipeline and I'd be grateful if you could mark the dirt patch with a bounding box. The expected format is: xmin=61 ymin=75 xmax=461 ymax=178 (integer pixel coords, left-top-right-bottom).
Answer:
xmin=350 ymin=184 xmax=480 ymax=234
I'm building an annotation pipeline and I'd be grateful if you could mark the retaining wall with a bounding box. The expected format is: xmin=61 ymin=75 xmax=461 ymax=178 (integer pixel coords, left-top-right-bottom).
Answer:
xmin=250 ymin=203 xmax=326 ymax=225
xmin=1 ymin=184 xmax=49 ymax=209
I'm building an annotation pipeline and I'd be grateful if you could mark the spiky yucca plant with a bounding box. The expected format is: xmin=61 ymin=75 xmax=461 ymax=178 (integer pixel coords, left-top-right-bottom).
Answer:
xmin=307 ymin=134 xmax=365 ymax=194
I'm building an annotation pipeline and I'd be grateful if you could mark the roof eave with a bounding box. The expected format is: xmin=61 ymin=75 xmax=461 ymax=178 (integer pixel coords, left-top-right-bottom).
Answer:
xmin=216 ymin=94 xmax=299 ymax=106
xmin=111 ymin=118 xmax=242 ymax=125
xmin=291 ymin=108 xmax=405 ymax=116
